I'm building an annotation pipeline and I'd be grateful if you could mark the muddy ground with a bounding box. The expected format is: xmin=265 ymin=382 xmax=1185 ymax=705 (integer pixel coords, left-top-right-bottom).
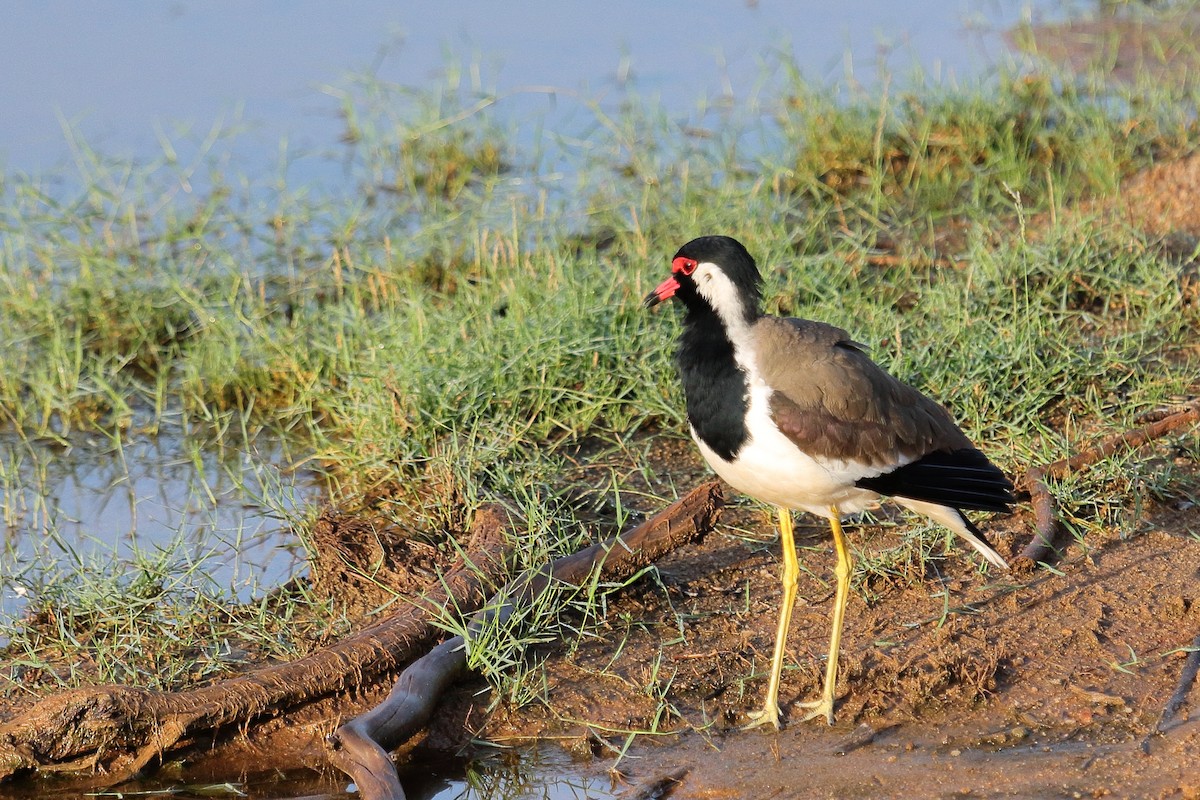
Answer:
xmin=17 ymin=421 xmax=1199 ymax=800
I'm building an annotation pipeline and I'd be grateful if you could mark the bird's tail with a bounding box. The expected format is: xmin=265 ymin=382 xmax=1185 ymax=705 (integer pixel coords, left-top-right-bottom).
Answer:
xmin=893 ymin=498 xmax=1009 ymax=570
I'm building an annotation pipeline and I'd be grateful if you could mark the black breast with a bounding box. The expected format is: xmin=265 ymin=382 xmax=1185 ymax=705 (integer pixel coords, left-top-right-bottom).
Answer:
xmin=677 ymin=316 xmax=750 ymax=462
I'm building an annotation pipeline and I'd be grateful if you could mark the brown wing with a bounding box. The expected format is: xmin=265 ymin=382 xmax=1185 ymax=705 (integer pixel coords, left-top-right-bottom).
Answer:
xmin=752 ymin=316 xmax=973 ymax=468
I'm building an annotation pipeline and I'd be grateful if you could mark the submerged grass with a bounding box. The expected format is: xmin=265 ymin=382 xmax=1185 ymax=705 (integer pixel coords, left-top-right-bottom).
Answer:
xmin=7 ymin=540 xmax=338 ymax=691
xmin=2 ymin=29 xmax=1200 ymax=717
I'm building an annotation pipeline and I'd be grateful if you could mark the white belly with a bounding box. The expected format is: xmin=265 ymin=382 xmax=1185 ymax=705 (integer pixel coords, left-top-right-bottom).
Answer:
xmin=691 ymin=376 xmax=896 ymax=518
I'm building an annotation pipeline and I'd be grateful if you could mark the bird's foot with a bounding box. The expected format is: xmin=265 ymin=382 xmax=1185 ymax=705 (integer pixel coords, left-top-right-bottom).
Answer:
xmin=743 ymin=702 xmax=783 ymax=731
xmin=795 ymin=695 xmax=835 ymax=726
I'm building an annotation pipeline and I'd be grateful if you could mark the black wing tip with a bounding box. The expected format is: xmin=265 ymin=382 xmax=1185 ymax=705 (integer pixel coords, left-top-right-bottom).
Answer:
xmin=856 ymin=447 xmax=1015 ymax=513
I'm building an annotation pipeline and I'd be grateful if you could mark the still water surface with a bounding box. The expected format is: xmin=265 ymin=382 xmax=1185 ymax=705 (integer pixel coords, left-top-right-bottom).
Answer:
xmin=0 ymin=428 xmax=317 ymax=622
xmin=2 ymin=0 xmax=1054 ymax=183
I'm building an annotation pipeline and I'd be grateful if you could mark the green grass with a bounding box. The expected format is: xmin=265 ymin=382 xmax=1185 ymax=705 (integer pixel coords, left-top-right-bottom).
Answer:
xmin=2 ymin=33 xmax=1200 ymax=710
xmin=3 ymin=528 xmax=341 ymax=692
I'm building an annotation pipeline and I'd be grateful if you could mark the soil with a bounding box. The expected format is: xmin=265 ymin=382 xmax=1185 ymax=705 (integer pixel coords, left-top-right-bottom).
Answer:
xmin=1011 ymin=9 xmax=1200 ymax=90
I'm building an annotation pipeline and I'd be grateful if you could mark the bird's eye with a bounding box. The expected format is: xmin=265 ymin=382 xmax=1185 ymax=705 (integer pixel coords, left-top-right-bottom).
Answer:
xmin=672 ymin=257 xmax=698 ymax=276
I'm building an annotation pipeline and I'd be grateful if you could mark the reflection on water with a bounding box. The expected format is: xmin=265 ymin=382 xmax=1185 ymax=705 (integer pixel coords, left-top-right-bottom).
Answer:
xmin=0 ymin=427 xmax=320 ymax=625
xmin=17 ymin=746 xmax=619 ymax=800
xmin=397 ymin=748 xmax=615 ymax=800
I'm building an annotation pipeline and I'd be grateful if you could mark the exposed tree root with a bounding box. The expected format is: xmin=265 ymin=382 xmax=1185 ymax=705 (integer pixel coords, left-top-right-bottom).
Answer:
xmin=1015 ymin=399 xmax=1200 ymax=569
xmin=1142 ymin=628 xmax=1200 ymax=753
xmin=0 ymin=483 xmax=724 ymax=797
xmin=0 ymin=503 xmax=518 ymax=787
xmin=326 ymin=480 xmax=724 ymax=800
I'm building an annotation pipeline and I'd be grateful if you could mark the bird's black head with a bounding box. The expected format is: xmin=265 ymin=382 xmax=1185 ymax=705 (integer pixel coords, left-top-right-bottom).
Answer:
xmin=643 ymin=235 xmax=763 ymax=329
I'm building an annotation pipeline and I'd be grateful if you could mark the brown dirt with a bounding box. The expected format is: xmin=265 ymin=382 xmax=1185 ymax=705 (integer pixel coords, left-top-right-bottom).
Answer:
xmin=1114 ymin=151 xmax=1200 ymax=238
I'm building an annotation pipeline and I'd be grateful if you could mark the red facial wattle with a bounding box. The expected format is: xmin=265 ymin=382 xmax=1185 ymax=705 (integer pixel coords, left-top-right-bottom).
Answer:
xmin=672 ymin=256 xmax=698 ymax=275
xmin=644 ymin=256 xmax=698 ymax=308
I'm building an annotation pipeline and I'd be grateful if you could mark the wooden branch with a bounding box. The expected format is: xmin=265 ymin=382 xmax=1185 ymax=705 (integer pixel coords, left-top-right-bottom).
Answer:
xmin=1015 ymin=400 xmax=1200 ymax=568
xmin=0 ymin=503 xmax=518 ymax=787
xmin=326 ymin=480 xmax=725 ymax=800
xmin=1016 ymin=462 xmax=1061 ymax=569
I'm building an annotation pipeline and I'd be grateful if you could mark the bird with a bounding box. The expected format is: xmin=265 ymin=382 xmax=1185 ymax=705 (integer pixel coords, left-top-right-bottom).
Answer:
xmin=643 ymin=235 xmax=1014 ymax=729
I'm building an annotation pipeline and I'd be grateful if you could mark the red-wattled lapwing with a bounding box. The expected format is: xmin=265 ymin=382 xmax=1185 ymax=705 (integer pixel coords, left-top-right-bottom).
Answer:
xmin=644 ymin=235 xmax=1014 ymax=729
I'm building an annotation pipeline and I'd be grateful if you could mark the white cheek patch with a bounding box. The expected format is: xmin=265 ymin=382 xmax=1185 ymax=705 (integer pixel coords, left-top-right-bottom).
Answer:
xmin=694 ymin=262 xmax=749 ymax=332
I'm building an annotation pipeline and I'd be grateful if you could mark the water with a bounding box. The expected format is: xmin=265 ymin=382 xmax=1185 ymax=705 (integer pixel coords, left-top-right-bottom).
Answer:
xmin=6 ymin=746 xmax=617 ymax=800
xmin=396 ymin=749 xmax=616 ymax=800
xmin=0 ymin=427 xmax=320 ymax=624
xmin=1 ymin=1 xmax=1058 ymax=187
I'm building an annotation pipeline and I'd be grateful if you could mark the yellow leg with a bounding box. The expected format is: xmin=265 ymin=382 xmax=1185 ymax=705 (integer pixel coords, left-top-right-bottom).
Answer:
xmin=744 ymin=507 xmax=800 ymax=731
xmin=796 ymin=505 xmax=852 ymax=725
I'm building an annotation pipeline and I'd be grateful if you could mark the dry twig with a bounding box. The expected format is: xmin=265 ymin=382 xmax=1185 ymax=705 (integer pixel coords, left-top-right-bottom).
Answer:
xmin=1142 ymin=629 xmax=1200 ymax=753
